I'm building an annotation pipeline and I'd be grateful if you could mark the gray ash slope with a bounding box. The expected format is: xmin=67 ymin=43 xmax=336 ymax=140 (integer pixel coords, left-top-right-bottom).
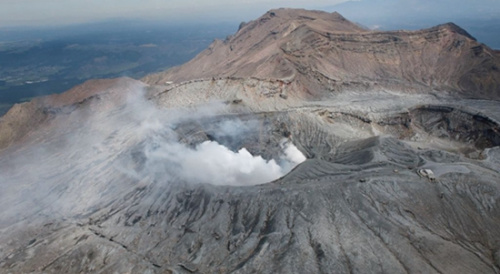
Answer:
xmin=1 ymin=8 xmax=500 ymax=273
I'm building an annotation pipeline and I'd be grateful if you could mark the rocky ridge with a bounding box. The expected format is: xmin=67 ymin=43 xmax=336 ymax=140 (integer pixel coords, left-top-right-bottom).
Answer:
xmin=144 ymin=8 xmax=500 ymax=100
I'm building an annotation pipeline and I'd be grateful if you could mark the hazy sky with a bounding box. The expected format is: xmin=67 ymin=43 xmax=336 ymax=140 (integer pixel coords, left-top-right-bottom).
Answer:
xmin=0 ymin=0 xmax=348 ymax=27
xmin=2 ymin=0 xmax=500 ymax=28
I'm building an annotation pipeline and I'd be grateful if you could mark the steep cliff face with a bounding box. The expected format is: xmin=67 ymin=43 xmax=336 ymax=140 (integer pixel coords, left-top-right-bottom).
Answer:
xmin=1 ymin=9 xmax=500 ymax=274
xmin=144 ymin=9 xmax=500 ymax=99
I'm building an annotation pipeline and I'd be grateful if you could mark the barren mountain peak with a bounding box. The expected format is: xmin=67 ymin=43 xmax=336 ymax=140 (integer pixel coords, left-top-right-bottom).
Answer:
xmin=262 ymin=8 xmax=350 ymax=22
xmin=143 ymin=9 xmax=500 ymax=100
xmin=232 ymin=9 xmax=366 ymax=42
xmin=434 ymin=22 xmax=477 ymax=40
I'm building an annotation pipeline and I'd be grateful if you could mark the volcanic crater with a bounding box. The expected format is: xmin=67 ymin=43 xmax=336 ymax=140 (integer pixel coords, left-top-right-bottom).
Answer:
xmin=1 ymin=8 xmax=500 ymax=274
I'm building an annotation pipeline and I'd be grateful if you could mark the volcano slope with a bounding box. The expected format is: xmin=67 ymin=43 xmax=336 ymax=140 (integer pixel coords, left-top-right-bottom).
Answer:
xmin=1 ymin=8 xmax=500 ymax=274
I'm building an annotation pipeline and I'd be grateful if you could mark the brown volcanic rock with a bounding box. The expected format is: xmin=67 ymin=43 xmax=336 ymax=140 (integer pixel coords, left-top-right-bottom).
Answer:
xmin=41 ymin=77 xmax=144 ymax=108
xmin=143 ymin=9 xmax=500 ymax=99
xmin=0 ymin=77 xmax=145 ymax=150
xmin=0 ymin=100 xmax=48 ymax=151
xmin=143 ymin=9 xmax=365 ymax=83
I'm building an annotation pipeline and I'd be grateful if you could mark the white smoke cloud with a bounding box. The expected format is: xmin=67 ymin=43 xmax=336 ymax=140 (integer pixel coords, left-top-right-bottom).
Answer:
xmin=0 ymin=85 xmax=308 ymax=227
xmin=283 ymin=141 xmax=307 ymax=164
xmin=0 ymin=84 xmax=311 ymax=235
xmin=139 ymin=124 xmax=306 ymax=186
xmin=146 ymin=140 xmax=285 ymax=186
xmin=119 ymin=91 xmax=307 ymax=187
